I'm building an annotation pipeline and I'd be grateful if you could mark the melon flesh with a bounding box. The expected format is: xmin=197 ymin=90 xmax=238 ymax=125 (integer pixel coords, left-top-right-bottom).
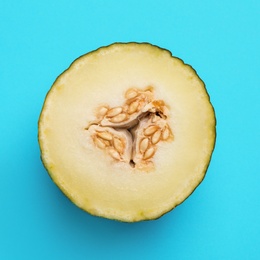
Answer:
xmin=38 ymin=43 xmax=216 ymax=222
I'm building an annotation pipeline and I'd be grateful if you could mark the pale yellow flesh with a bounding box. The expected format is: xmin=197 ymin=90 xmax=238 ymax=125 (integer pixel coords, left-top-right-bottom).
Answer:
xmin=38 ymin=43 xmax=216 ymax=222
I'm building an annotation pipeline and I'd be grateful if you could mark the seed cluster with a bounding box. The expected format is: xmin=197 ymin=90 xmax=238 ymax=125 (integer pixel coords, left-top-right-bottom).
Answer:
xmin=94 ymin=88 xmax=154 ymax=129
xmin=87 ymin=87 xmax=173 ymax=170
xmin=91 ymin=128 xmax=128 ymax=162
xmin=139 ymin=121 xmax=171 ymax=160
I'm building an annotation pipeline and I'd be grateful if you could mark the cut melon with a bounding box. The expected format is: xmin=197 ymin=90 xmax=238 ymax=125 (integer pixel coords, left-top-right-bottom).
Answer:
xmin=38 ymin=43 xmax=216 ymax=222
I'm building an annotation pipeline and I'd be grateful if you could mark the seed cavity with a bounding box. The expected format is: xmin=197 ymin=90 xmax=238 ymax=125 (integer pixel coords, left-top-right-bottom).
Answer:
xmin=87 ymin=87 xmax=173 ymax=170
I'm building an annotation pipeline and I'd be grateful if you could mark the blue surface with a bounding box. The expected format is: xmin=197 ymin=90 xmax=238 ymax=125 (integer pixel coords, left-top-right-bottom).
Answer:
xmin=1 ymin=1 xmax=259 ymax=259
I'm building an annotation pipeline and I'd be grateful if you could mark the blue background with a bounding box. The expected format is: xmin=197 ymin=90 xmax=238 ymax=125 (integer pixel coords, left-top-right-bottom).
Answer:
xmin=1 ymin=1 xmax=259 ymax=259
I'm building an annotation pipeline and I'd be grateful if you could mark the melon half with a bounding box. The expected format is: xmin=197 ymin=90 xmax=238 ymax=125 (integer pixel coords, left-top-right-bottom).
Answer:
xmin=38 ymin=43 xmax=216 ymax=222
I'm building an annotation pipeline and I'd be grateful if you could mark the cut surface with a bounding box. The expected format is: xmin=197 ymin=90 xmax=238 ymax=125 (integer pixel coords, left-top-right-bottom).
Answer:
xmin=38 ymin=43 xmax=216 ymax=222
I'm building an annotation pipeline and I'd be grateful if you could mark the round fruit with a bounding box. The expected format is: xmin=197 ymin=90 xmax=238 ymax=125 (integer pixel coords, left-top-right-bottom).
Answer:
xmin=38 ymin=43 xmax=216 ymax=222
